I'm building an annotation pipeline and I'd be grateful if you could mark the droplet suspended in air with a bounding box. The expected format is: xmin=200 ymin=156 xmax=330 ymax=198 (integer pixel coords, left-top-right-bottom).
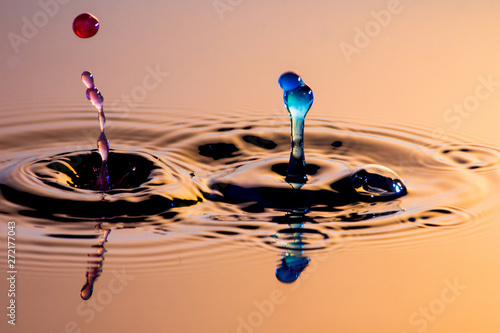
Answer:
xmin=278 ymin=72 xmax=303 ymax=91
xmin=73 ymin=13 xmax=100 ymax=38
xmin=86 ymin=86 xmax=104 ymax=109
xmin=81 ymin=71 xmax=94 ymax=89
xmin=350 ymin=164 xmax=407 ymax=198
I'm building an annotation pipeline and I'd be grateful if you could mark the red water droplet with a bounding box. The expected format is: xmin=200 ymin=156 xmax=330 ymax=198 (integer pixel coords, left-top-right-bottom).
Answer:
xmin=73 ymin=13 xmax=99 ymax=38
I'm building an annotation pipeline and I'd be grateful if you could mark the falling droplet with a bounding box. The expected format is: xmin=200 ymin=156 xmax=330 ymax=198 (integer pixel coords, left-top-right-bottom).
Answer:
xmin=350 ymin=164 xmax=407 ymax=198
xmin=73 ymin=13 xmax=100 ymax=38
xmin=278 ymin=72 xmax=314 ymax=189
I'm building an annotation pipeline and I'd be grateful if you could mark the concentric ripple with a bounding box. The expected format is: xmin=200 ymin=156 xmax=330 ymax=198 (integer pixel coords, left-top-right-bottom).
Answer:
xmin=1 ymin=102 xmax=500 ymax=279
xmin=0 ymin=148 xmax=203 ymax=221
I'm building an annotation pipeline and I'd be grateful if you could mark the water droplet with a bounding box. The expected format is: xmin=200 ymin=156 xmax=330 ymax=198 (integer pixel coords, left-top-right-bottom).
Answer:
xmin=81 ymin=71 xmax=94 ymax=89
xmin=350 ymin=164 xmax=407 ymax=198
xmin=284 ymin=84 xmax=314 ymax=119
xmin=73 ymin=13 xmax=100 ymax=38
xmin=278 ymin=72 xmax=303 ymax=91
xmin=86 ymin=87 xmax=104 ymax=109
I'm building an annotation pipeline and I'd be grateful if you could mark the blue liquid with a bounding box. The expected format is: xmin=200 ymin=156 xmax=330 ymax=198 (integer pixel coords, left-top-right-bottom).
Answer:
xmin=278 ymin=72 xmax=314 ymax=189
xmin=278 ymin=72 xmax=303 ymax=91
xmin=284 ymin=84 xmax=313 ymax=119
xmin=275 ymin=254 xmax=310 ymax=283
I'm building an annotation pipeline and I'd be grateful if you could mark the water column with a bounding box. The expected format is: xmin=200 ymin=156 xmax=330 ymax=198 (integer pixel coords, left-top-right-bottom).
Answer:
xmin=278 ymin=72 xmax=314 ymax=190
xmin=82 ymin=71 xmax=110 ymax=192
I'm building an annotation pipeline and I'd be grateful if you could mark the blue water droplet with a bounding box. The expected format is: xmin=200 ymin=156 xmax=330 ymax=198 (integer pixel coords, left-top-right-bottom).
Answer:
xmin=350 ymin=164 xmax=407 ymax=198
xmin=284 ymin=84 xmax=314 ymax=119
xmin=278 ymin=72 xmax=303 ymax=91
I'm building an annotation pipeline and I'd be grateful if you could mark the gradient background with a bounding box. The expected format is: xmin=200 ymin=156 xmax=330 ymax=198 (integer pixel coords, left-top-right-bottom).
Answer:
xmin=2 ymin=0 xmax=500 ymax=332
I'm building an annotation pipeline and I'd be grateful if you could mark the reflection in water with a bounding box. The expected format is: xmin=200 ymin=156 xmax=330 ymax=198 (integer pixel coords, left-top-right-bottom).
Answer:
xmin=274 ymin=209 xmax=311 ymax=283
xmin=80 ymin=223 xmax=110 ymax=300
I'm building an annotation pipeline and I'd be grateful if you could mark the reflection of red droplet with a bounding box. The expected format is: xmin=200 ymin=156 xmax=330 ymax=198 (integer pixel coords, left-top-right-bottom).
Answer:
xmin=73 ymin=13 xmax=99 ymax=38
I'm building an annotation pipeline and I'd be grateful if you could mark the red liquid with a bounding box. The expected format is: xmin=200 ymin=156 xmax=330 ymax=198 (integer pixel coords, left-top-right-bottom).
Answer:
xmin=73 ymin=13 xmax=99 ymax=38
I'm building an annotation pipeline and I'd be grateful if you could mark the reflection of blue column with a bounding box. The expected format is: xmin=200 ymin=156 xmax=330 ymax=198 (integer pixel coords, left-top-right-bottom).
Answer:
xmin=81 ymin=223 xmax=110 ymax=300
xmin=276 ymin=254 xmax=310 ymax=283
xmin=274 ymin=210 xmax=310 ymax=283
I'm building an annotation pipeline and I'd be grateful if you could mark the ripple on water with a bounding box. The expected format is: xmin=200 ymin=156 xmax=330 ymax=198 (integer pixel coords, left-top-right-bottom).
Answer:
xmin=1 ymin=104 xmax=500 ymax=276
xmin=0 ymin=148 xmax=204 ymax=221
xmin=432 ymin=144 xmax=500 ymax=172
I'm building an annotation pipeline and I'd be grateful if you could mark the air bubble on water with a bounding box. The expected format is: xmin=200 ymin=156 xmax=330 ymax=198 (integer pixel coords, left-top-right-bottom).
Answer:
xmin=73 ymin=13 xmax=100 ymax=38
xmin=350 ymin=164 xmax=407 ymax=198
